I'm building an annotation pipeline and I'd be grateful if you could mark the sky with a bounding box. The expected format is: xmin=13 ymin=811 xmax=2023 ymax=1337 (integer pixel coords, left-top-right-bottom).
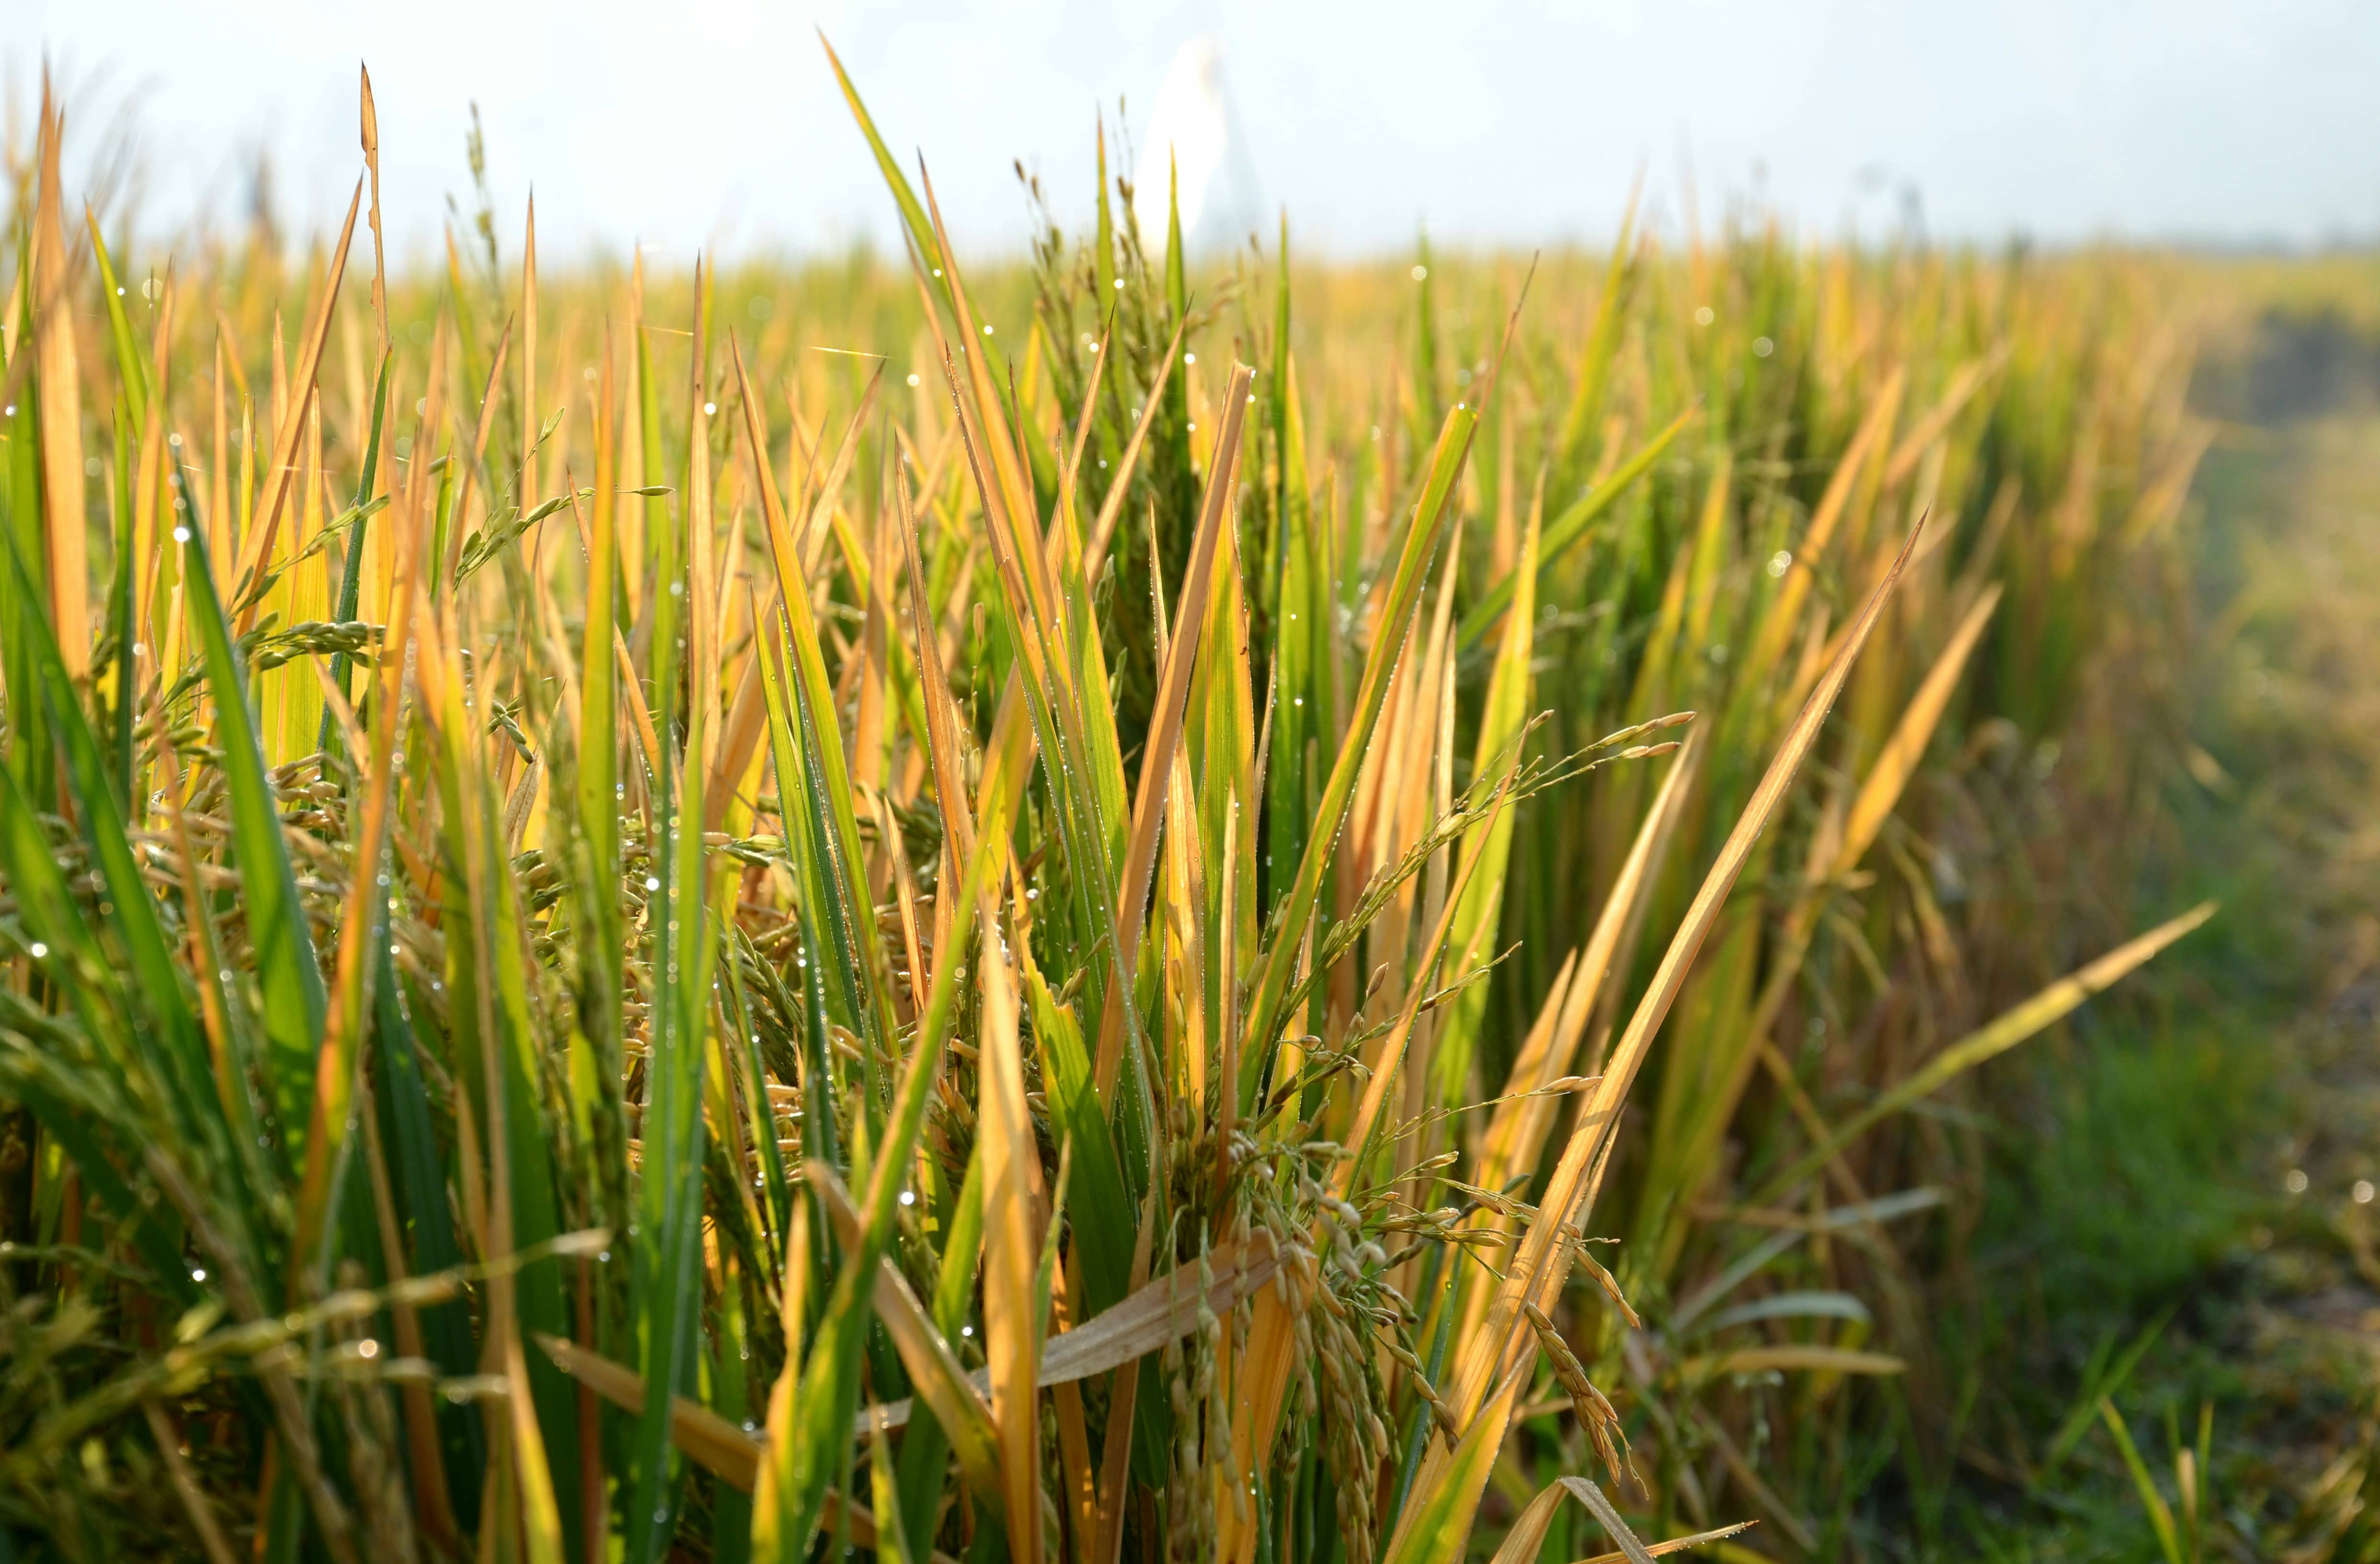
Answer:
xmin=14 ymin=0 xmax=2380 ymax=265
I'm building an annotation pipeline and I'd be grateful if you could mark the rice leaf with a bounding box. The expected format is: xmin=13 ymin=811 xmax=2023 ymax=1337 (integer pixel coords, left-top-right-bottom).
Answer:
xmin=179 ymin=527 xmax=328 ymax=1174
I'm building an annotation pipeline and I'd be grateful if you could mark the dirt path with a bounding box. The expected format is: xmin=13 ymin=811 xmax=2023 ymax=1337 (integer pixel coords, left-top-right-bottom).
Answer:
xmin=1938 ymin=320 xmax=2380 ymax=1563
xmin=2195 ymin=396 xmax=2380 ymax=1559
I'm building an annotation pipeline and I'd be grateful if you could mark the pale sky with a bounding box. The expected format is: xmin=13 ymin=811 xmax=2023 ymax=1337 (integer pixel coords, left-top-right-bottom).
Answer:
xmin=16 ymin=0 xmax=2380 ymax=264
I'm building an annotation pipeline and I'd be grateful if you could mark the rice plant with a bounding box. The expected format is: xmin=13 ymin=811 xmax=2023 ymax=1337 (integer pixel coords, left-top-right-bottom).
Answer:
xmin=0 ymin=53 xmax=2214 ymax=1563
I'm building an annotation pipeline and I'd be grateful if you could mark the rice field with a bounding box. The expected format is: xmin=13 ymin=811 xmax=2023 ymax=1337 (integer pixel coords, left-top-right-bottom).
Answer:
xmin=0 ymin=55 xmax=2235 ymax=1563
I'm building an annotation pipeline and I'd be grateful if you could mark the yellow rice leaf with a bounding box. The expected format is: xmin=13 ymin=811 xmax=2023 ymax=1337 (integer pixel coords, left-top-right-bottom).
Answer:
xmin=977 ymin=910 xmax=1044 ymax=1564
xmin=1838 ymin=582 xmax=2003 ymax=871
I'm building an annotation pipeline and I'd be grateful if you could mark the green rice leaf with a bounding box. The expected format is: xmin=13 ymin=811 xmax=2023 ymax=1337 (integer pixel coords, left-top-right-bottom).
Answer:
xmin=180 ymin=529 xmax=327 ymax=1160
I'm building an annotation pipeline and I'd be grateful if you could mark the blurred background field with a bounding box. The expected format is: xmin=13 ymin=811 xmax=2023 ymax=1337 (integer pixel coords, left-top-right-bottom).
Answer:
xmin=2 ymin=16 xmax=2379 ymax=1564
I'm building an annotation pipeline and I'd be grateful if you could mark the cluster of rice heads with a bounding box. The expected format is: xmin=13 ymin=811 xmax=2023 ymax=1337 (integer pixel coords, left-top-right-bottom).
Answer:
xmin=0 ymin=52 xmax=2211 ymax=1564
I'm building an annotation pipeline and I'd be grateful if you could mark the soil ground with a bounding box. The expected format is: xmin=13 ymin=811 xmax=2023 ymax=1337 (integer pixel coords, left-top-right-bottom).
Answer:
xmin=1939 ymin=310 xmax=2380 ymax=1562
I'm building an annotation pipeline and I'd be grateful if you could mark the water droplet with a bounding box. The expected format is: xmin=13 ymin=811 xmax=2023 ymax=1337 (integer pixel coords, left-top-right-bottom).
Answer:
xmin=27 ymin=942 xmax=47 ymax=960
xmin=2286 ymin=1168 xmax=2309 ymax=1194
